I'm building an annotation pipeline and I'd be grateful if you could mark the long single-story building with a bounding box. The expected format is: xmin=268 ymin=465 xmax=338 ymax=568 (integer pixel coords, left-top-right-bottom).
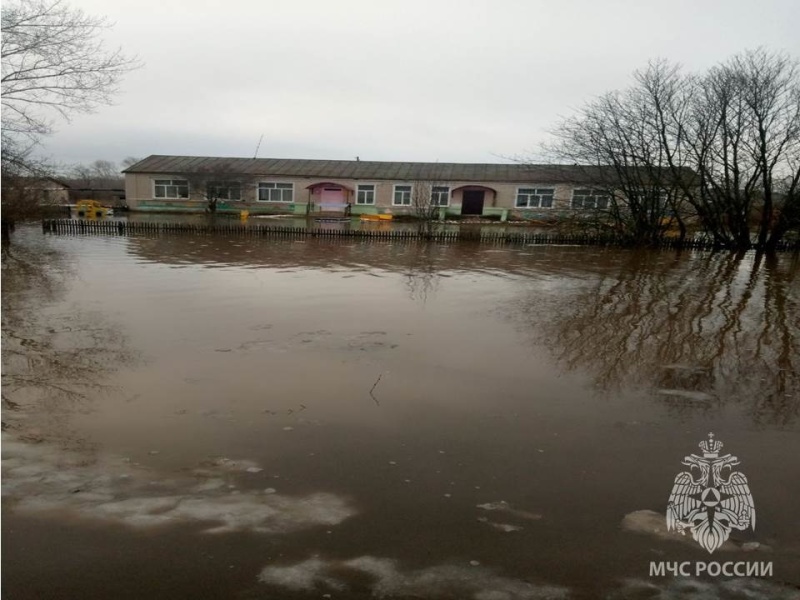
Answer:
xmin=123 ymin=155 xmax=619 ymax=219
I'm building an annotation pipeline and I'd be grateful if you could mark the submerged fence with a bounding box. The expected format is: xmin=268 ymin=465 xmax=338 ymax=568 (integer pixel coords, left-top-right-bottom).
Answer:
xmin=41 ymin=219 xmax=799 ymax=251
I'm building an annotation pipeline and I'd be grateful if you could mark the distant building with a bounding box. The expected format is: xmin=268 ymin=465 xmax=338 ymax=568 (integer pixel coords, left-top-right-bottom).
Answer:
xmin=1 ymin=176 xmax=71 ymax=224
xmin=123 ymin=155 xmax=624 ymax=220
xmin=23 ymin=177 xmax=71 ymax=205
xmin=66 ymin=185 xmax=126 ymax=206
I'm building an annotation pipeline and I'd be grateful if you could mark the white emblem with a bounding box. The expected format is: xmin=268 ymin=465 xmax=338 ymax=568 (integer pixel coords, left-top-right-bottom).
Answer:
xmin=666 ymin=433 xmax=755 ymax=553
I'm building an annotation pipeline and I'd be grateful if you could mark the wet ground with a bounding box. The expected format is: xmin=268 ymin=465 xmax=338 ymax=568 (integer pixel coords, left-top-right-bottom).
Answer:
xmin=2 ymin=225 xmax=799 ymax=599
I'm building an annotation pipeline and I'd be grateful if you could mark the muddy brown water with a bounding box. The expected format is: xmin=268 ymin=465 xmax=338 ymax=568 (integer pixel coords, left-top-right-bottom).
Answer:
xmin=2 ymin=225 xmax=799 ymax=599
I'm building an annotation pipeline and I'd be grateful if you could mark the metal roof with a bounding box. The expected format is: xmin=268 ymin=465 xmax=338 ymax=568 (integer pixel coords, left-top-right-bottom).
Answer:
xmin=123 ymin=155 xmax=624 ymax=184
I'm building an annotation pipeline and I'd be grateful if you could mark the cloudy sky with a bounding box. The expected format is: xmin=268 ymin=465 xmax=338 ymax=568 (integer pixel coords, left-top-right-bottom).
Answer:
xmin=38 ymin=0 xmax=800 ymax=168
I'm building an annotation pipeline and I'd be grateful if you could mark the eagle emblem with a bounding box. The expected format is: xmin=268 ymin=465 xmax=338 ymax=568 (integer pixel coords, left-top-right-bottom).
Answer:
xmin=666 ymin=433 xmax=755 ymax=553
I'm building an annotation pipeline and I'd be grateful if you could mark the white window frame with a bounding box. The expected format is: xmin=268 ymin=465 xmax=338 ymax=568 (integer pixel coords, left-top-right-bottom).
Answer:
xmin=207 ymin=181 xmax=242 ymax=201
xmin=153 ymin=178 xmax=189 ymax=199
xmin=515 ymin=187 xmax=554 ymax=208
xmin=257 ymin=182 xmax=294 ymax=203
xmin=431 ymin=185 xmax=450 ymax=207
xmin=393 ymin=184 xmax=412 ymax=206
xmin=356 ymin=183 xmax=376 ymax=205
xmin=571 ymin=188 xmax=609 ymax=210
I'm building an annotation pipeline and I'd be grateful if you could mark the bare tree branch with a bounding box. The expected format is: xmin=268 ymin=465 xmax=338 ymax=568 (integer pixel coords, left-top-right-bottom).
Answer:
xmin=546 ymin=50 xmax=800 ymax=250
xmin=1 ymin=0 xmax=140 ymax=178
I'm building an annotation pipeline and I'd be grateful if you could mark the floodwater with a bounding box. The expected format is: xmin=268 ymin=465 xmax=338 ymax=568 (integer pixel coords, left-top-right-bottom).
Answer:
xmin=122 ymin=210 xmax=555 ymax=234
xmin=2 ymin=225 xmax=799 ymax=600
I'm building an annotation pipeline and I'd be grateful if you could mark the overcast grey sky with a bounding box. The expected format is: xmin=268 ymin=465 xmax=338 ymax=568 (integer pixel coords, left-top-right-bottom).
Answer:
xmin=39 ymin=0 xmax=800 ymax=168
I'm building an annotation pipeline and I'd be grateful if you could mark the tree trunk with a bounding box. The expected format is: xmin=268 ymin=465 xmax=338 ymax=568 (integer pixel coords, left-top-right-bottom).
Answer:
xmin=1 ymin=219 xmax=15 ymax=244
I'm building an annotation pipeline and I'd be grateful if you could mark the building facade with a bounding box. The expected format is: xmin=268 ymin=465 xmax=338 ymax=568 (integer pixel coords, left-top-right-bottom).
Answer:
xmin=124 ymin=156 xmax=614 ymax=220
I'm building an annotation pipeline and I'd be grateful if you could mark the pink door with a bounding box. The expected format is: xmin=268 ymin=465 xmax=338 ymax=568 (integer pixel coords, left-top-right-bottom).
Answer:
xmin=320 ymin=187 xmax=344 ymax=208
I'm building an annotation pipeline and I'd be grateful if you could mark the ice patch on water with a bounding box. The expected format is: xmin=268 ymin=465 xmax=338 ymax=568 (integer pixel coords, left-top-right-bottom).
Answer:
xmin=610 ymin=577 xmax=800 ymax=599
xmin=621 ymin=509 xmax=689 ymax=543
xmin=477 ymin=500 xmax=542 ymax=521
xmin=258 ymin=555 xmax=569 ymax=599
xmin=191 ymin=478 xmax=227 ymax=492
xmin=193 ymin=456 xmax=263 ymax=474
xmin=619 ymin=510 xmax=761 ymax=552
xmin=258 ymin=558 xmax=346 ymax=592
xmin=489 ymin=522 xmax=523 ymax=533
xmin=2 ymin=434 xmax=356 ymax=534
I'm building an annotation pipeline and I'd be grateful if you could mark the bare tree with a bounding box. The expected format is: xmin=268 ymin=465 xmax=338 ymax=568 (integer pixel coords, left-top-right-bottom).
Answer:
xmin=89 ymin=159 xmax=120 ymax=180
xmin=68 ymin=159 xmax=121 ymax=187
xmin=178 ymin=163 xmax=254 ymax=214
xmin=1 ymin=0 xmax=139 ymax=173
xmin=548 ymin=50 xmax=800 ymax=250
xmin=406 ymin=177 xmax=449 ymax=237
xmin=769 ymin=143 xmax=800 ymax=249
xmin=69 ymin=164 xmax=96 ymax=188
xmin=685 ymin=50 xmax=800 ymax=250
xmin=120 ymin=156 xmax=142 ymax=170
xmin=549 ymin=62 xmax=693 ymax=245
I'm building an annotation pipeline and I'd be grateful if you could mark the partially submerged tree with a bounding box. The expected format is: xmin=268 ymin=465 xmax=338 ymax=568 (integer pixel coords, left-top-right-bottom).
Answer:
xmin=410 ymin=180 xmax=449 ymax=237
xmin=683 ymin=51 xmax=800 ymax=250
xmin=769 ymin=146 xmax=800 ymax=247
xmin=177 ymin=163 xmax=253 ymax=213
xmin=550 ymin=62 xmax=696 ymax=245
xmin=548 ymin=50 xmax=800 ymax=250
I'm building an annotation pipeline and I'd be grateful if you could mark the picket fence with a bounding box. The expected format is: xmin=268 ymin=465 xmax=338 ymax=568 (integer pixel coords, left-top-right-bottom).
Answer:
xmin=40 ymin=219 xmax=799 ymax=251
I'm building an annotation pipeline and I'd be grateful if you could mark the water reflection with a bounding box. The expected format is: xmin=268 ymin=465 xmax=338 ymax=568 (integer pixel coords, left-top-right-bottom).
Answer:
xmin=401 ymin=245 xmax=442 ymax=302
xmin=522 ymin=250 xmax=800 ymax=425
xmin=121 ymin=235 xmax=800 ymax=422
xmin=125 ymin=236 xmax=536 ymax=304
xmin=1 ymin=234 xmax=137 ymax=439
xmin=124 ymin=234 xmax=613 ymax=277
xmin=124 ymin=234 xmax=800 ymax=424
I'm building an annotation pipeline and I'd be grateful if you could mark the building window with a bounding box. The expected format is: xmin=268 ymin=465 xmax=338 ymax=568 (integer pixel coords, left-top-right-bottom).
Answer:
xmin=154 ymin=179 xmax=189 ymax=199
xmin=258 ymin=182 xmax=293 ymax=202
xmin=208 ymin=181 xmax=242 ymax=201
xmin=515 ymin=187 xmax=554 ymax=208
xmin=356 ymin=184 xmax=375 ymax=205
xmin=431 ymin=185 xmax=450 ymax=207
xmin=393 ymin=184 xmax=412 ymax=206
xmin=571 ymin=188 xmax=609 ymax=209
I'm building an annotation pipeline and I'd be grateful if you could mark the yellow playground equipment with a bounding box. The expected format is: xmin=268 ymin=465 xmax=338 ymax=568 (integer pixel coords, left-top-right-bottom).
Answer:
xmin=75 ymin=200 xmax=112 ymax=218
xmin=359 ymin=214 xmax=393 ymax=222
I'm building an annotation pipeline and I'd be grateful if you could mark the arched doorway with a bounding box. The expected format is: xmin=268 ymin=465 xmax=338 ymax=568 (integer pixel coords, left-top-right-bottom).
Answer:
xmin=452 ymin=185 xmax=497 ymax=216
xmin=306 ymin=182 xmax=353 ymax=213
